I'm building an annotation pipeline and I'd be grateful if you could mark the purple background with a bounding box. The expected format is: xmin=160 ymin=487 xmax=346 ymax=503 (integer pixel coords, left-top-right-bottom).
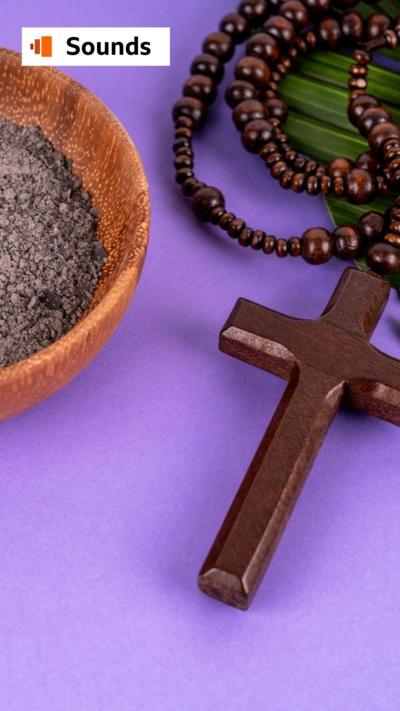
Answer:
xmin=0 ymin=1 xmax=399 ymax=709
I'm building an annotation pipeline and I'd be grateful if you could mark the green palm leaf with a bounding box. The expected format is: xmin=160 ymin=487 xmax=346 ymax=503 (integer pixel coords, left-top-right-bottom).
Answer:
xmin=279 ymin=0 xmax=400 ymax=286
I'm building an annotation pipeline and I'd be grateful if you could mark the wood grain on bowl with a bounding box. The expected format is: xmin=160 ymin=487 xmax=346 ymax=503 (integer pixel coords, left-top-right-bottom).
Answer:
xmin=0 ymin=49 xmax=150 ymax=418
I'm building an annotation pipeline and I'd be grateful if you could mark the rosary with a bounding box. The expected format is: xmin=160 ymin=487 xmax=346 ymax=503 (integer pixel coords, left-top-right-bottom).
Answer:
xmin=172 ymin=0 xmax=400 ymax=610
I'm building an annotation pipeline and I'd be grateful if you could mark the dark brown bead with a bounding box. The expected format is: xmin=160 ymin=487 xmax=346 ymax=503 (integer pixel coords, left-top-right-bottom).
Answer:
xmin=174 ymin=153 xmax=192 ymax=170
xmin=174 ymin=126 xmax=193 ymax=140
xmin=318 ymin=16 xmax=342 ymax=49
xmin=202 ymin=32 xmax=234 ymax=62
xmin=262 ymin=234 xmax=276 ymax=253
xmin=238 ymin=227 xmax=254 ymax=246
xmin=275 ymin=238 xmax=288 ymax=257
xmin=265 ymin=97 xmax=288 ymax=122
xmin=357 ymin=211 xmax=385 ymax=244
xmin=228 ymin=218 xmax=246 ymax=238
xmin=280 ymin=1 xmax=310 ymax=29
xmin=233 ymin=99 xmax=267 ymax=130
xmin=327 ymin=157 xmax=353 ymax=178
xmin=181 ymin=178 xmax=204 ymax=197
xmin=219 ymin=12 xmax=249 ymax=42
xmin=321 ymin=175 xmax=332 ymax=193
xmin=348 ymin=94 xmax=379 ymax=126
xmin=355 ymin=151 xmax=380 ymax=173
xmin=349 ymin=64 xmax=368 ymax=78
xmin=238 ymin=0 xmax=269 ymax=26
xmin=291 ymin=172 xmax=306 ymax=192
xmin=209 ymin=205 xmax=226 ymax=224
xmin=175 ymin=147 xmax=193 ymax=159
xmin=191 ymin=53 xmax=224 ymax=83
xmin=183 ymin=75 xmax=217 ymax=105
xmin=333 ymin=176 xmax=345 ymax=197
xmin=246 ymin=32 xmax=281 ymax=64
xmin=352 ymin=49 xmax=371 ymax=65
xmin=333 ymin=225 xmax=362 ymax=260
xmin=288 ymin=236 xmax=302 ymax=256
xmin=280 ymin=170 xmax=295 ymax=188
xmin=251 ymin=230 xmax=266 ymax=249
xmin=242 ymin=119 xmax=274 ymax=152
xmin=265 ymin=151 xmax=282 ymax=167
xmin=341 ymin=12 xmax=364 ymax=44
xmin=301 ymin=227 xmax=333 ymax=264
xmin=192 ymin=187 xmax=225 ymax=221
xmin=218 ymin=211 xmax=235 ymax=229
xmin=235 ymin=56 xmax=271 ymax=88
xmin=303 ymin=0 xmax=332 ymax=15
xmin=175 ymin=116 xmax=194 ymax=130
xmin=175 ymin=168 xmax=193 ymax=184
xmin=259 ymin=141 xmax=279 ymax=158
xmin=384 ymin=29 xmax=399 ymax=49
xmin=369 ymin=123 xmax=400 ymax=155
xmin=264 ymin=16 xmax=296 ymax=45
xmin=346 ymin=168 xmax=377 ymax=204
xmin=306 ymin=175 xmax=320 ymax=194
xmin=348 ymin=77 xmax=368 ymax=91
xmin=367 ymin=12 xmax=391 ymax=40
xmin=172 ymin=97 xmax=207 ymax=128
xmin=225 ymin=80 xmax=257 ymax=107
xmin=366 ymin=242 xmax=400 ymax=275
xmin=271 ymin=160 xmax=288 ymax=178
xmin=173 ymin=137 xmax=191 ymax=152
xmin=384 ymin=232 xmax=400 ymax=247
xmin=357 ymin=106 xmax=391 ymax=137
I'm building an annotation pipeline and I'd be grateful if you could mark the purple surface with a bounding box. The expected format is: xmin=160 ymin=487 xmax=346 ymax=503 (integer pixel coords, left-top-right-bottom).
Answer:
xmin=0 ymin=2 xmax=399 ymax=709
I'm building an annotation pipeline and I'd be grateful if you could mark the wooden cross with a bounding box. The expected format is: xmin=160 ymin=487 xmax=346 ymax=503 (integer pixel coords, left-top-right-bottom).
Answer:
xmin=199 ymin=268 xmax=400 ymax=610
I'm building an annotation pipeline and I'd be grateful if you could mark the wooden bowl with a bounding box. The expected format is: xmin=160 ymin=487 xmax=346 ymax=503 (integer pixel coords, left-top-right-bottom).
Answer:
xmin=0 ymin=49 xmax=150 ymax=419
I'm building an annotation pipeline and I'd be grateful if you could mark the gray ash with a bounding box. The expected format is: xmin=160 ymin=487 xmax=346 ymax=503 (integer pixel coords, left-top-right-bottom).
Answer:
xmin=0 ymin=120 xmax=106 ymax=367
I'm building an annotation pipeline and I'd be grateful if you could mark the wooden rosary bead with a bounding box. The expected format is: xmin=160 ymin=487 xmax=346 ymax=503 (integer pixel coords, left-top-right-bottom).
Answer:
xmin=318 ymin=16 xmax=342 ymax=49
xmin=366 ymin=242 xmax=400 ymax=275
xmin=333 ymin=176 xmax=345 ymax=197
xmin=238 ymin=227 xmax=254 ymax=246
xmin=303 ymin=0 xmax=332 ymax=15
xmin=321 ymin=175 xmax=332 ymax=193
xmin=367 ymin=12 xmax=392 ymax=40
xmin=355 ymin=151 xmax=380 ymax=173
xmin=259 ymin=141 xmax=279 ymax=158
xmin=233 ymin=99 xmax=267 ymax=130
xmin=202 ymin=32 xmax=234 ymax=63
xmin=341 ymin=12 xmax=365 ymax=44
xmin=246 ymin=32 xmax=281 ymax=64
xmin=175 ymin=116 xmax=193 ymax=130
xmin=264 ymin=16 xmax=296 ymax=45
xmin=301 ymin=227 xmax=333 ymax=264
xmin=183 ymin=75 xmax=217 ymax=105
xmin=238 ymin=0 xmax=269 ymax=26
xmin=357 ymin=210 xmax=385 ymax=244
xmin=280 ymin=0 xmax=310 ymax=29
xmin=346 ymin=168 xmax=377 ymax=204
xmin=227 ymin=218 xmax=246 ymax=238
xmin=191 ymin=53 xmax=224 ymax=84
xmin=219 ymin=12 xmax=249 ymax=43
xmin=225 ymin=80 xmax=257 ymax=108
xmin=368 ymin=122 xmax=400 ymax=155
xmin=357 ymin=106 xmax=391 ymax=137
xmin=242 ymin=119 xmax=274 ymax=152
xmin=291 ymin=172 xmax=306 ymax=191
xmin=192 ymin=186 xmax=225 ymax=221
xmin=348 ymin=77 xmax=368 ymax=91
xmin=384 ymin=233 xmax=400 ymax=247
xmin=175 ymin=126 xmax=193 ymax=140
xmin=327 ymin=156 xmax=353 ymax=178
xmin=262 ymin=234 xmax=276 ymax=253
xmin=265 ymin=151 xmax=283 ymax=167
xmin=349 ymin=64 xmax=368 ymax=78
xmin=271 ymin=160 xmax=289 ymax=178
xmin=251 ymin=229 xmax=266 ymax=249
xmin=288 ymin=236 xmax=302 ymax=256
xmin=174 ymin=153 xmax=193 ymax=170
xmin=384 ymin=29 xmax=399 ymax=49
xmin=175 ymin=167 xmax=194 ymax=184
xmin=275 ymin=238 xmax=288 ymax=257
xmin=265 ymin=97 xmax=288 ymax=122
xmin=348 ymin=93 xmax=379 ymax=126
xmin=306 ymin=175 xmax=320 ymax=194
xmin=173 ymin=136 xmax=191 ymax=152
xmin=218 ymin=211 xmax=235 ymax=229
xmin=172 ymin=97 xmax=207 ymax=129
xmin=209 ymin=205 xmax=226 ymax=224
xmin=181 ymin=177 xmax=204 ymax=197
xmin=235 ymin=56 xmax=271 ymax=88
xmin=352 ymin=49 xmax=371 ymax=65
xmin=333 ymin=225 xmax=362 ymax=259
xmin=280 ymin=169 xmax=295 ymax=188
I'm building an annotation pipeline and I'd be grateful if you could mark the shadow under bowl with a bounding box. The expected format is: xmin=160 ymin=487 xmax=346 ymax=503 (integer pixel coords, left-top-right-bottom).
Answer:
xmin=0 ymin=48 xmax=150 ymax=419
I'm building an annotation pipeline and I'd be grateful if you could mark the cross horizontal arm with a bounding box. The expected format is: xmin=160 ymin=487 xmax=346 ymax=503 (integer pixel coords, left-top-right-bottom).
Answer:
xmin=347 ymin=343 xmax=400 ymax=427
xmin=220 ymin=298 xmax=304 ymax=380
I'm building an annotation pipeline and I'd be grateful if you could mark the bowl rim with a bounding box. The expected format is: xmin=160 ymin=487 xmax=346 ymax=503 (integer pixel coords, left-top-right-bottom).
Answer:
xmin=0 ymin=48 xmax=150 ymax=381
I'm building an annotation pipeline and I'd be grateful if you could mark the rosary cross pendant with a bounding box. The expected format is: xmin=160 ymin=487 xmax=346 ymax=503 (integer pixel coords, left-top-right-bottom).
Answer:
xmin=199 ymin=268 xmax=400 ymax=610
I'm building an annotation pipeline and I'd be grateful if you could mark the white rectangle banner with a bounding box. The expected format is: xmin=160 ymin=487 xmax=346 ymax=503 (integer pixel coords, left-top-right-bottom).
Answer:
xmin=22 ymin=27 xmax=170 ymax=66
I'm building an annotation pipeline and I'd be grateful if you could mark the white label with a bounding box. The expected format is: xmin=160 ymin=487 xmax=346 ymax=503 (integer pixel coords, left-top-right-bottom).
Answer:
xmin=22 ymin=27 xmax=170 ymax=66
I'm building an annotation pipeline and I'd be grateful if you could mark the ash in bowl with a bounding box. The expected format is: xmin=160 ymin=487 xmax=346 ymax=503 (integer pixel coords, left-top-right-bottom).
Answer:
xmin=0 ymin=120 xmax=107 ymax=367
